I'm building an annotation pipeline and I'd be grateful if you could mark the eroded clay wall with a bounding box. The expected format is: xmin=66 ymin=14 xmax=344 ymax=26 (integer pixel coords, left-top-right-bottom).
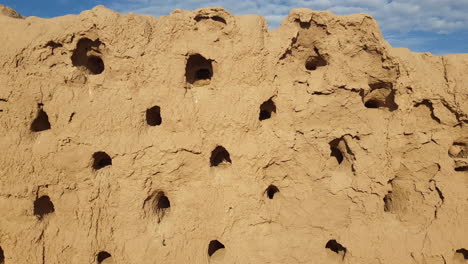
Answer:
xmin=0 ymin=5 xmax=467 ymax=264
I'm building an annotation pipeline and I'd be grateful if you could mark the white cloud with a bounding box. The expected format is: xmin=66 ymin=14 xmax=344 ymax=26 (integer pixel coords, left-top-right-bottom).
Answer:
xmin=109 ymin=0 xmax=468 ymax=34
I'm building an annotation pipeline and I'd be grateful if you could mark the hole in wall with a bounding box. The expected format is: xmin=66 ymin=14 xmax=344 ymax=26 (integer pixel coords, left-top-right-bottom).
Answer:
xmin=305 ymin=48 xmax=327 ymax=71
xmin=144 ymin=191 xmax=171 ymax=223
xmin=449 ymin=139 xmax=468 ymax=171
xmin=146 ymin=106 xmax=162 ymax=126
xmin=455 ymin=166 xmax=468 ymax=172
xmin=259 ymin=98 xmax=276 ymax=121
xmin=157 ymin=192 xmax=171 ymax=210
xmin=265 ymin=185 xmax=279 ymax=199
xmin=329 ymin=138 xmax=344 ymax=164
xmin=383 ymin=192 xmax=393 ymax=212
xmin=211 ymin=16 xmax=227 ymax=24
xmin=325 ymin=239 xmax=347 ymax=259
xmin=71 ymin=38 xmax=105 ymax=75
xmin=31 ymin=105 xmax=51 ymax=132
xmin=295 ymin=19 xmax=311 ymax=29
xmin=86 ymin=55 xmax=105 ymax=75
xmin=194 ymin=15 xmax=227 ymax=24
xmin=97 ymin=251 xmax=112 ymax=263
xmin=456 ymin=248 xmax=468 ymax=260
xmin=449 ymin=140 xmax=467 ymax=158
xmin=185 ymin=54 xmax=213 ymax=86
xmin=362 ymin=81 xmax=398 ymax=111
xmin=0 ymin=246 xmax=4 ymax=264
xmin=208 ymin=240 xmax=225 ymax=257
xmin=34 ymin=195 xmax=55 ymax=220
xmin=210 ymin=146 xmax=231 ymax=167
xmin=92 ymin=152 xmax=112 ymax=170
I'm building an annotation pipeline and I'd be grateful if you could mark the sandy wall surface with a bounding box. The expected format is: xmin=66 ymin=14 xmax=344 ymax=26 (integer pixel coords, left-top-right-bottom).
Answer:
xmin=0 ymin=4 xmax=467 ymax=264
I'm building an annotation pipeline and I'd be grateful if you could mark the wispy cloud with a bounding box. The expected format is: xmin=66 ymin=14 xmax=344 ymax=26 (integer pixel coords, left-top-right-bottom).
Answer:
xmin=108 ymin=0 xmax=468 ymax=54
xmin=110 ymin=0 xmax=468 ymax=33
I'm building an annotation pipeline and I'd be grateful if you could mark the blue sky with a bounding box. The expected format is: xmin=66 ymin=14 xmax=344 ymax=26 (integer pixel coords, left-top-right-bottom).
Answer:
xmin=2 ymin=0 xmax=468 ymax=55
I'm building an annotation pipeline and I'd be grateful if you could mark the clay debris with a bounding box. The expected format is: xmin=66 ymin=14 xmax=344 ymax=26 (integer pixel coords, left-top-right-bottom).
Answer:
xmin=0 ymin=4 xmax=467 ymax=264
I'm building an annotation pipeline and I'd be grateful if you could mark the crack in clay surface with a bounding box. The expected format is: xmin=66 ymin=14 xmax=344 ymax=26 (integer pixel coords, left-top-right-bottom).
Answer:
xmin=0 ymin=4 xmax=467 ymax=264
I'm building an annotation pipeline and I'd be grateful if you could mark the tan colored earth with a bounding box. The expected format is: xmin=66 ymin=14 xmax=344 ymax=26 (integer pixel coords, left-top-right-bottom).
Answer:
xmin=0 ymin=4 xmax=467 ymax=264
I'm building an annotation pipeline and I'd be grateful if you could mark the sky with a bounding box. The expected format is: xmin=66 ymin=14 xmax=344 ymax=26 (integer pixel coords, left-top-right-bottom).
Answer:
xmin=2 ymin=0 xmax=468 ymax=55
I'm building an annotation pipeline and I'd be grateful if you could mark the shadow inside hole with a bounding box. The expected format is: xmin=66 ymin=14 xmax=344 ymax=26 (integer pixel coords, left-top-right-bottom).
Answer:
xmin=305 ymin=48 xmax=327 ymax=70
xmin=97 ymin=251 xmax=112 ymax=263
xmin=196 ymin=69 xmax=211 ymax=80
xmin=157 ymin=193 xmax=170 ymax=210
xmin=259 ymin=98 xmax=276 ymax=121
xmin=185 ymin=54 xmax=213 ymax=86
xmin=265 ymin=185 xmax=279 ymax=199
xmin=325 ymin=240 xmax=347 ymax=259
xmin=362 ymin=82 xmax=398 ymax=111
xmin=194 ymin=15 xmax=227 ymax=24
xmin=87 ymin=55 xmax=105 ymax=75
xmin=34 ymin=195 xmax=55 ymax=219
xmin=329 ymin=138 xmax=344 ymax=164
xmin=208 ymin=240 xmax=225 ymax=257
xmin=31 ymin=108 xmax=51 ymax=132
xmin=456 ymin=248 xmax=468 ymax=260
xmin=383 ymin=192 xmax=393 ymax=212
xmin=450 ymin=141 xmax=468 ymax=158
xmin=295 ymin=19 xmax=311 ymax=29
xmin=71 ymin=38 xmax=104 ymax=75
xmin=92 ymin=152 xmax=112 ymax=170
xmin=0 ymin=246 xmax=4 ymax=264
xmin=364 ymin=99 xmax=381 ymax=108
xmin=146 ymin=106 xmax=162 ymax=126
xmin=210 ymin=146 xmax=231 ymax=167
xmin=148 ymin=191 xmax=170 ymax=223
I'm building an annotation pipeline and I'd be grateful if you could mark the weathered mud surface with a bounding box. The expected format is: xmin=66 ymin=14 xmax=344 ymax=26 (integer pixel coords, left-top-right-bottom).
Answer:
xmin=0 ymin=4 xmax=467 ymax=264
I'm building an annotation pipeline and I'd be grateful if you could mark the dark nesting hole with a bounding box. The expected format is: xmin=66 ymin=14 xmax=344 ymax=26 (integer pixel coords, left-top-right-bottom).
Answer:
xmin=31 ymin=107 xmax=51 ymax=132
xmin=362 ymin=82 xmax=398 ymax=111
xmin=0 ymin=246 xmax=4 ymax=264
xmin=295 ymin=19 xmax=311 ymax=29
xmin=305 ymin=48 xmax=327 ymax=71
xmin=87 ymin=55 xmax=105 ymax=75
xmin=146 ymin=106 xmax=162 ymax=126
xmin=259 ymin=98 xmax=276 ymax=121
xmin=211 ymin=16 xmax=227 ymax=24
xmin=450 ymin=140 xmax=468 ymax=158
xmin=325 ymin=240 xmax=347 ymax=258
xmin=329 ymin=138 xmax=344 ymax=164
xmin=71 ymin=38 xmax=104 ymax=75
xmin=364 ymin=99 xmax=381 ymax=108
xmin=383 ymin=192 xmax=393 ymax=212
xmin=97 ymin=251 xmax=112 ymax=263
xmin=208 ymin=240 xmax=225 ymax=257
xmin=455 ymin=166 xmax=468 ymax=172
xmin=210 ymin=146 xmax=231 ymax=167
xmin=456 ymin=248 xmax=468 ymax=259
xmin=92 ymin=152 xmax=112 ymax=170
xmin=185 ymin=54 xmax=213 ymax=86
xmin=194 ymin=15 xmax=227 ymax=24
xmin=148 ymin=191 xmax=171 ymax=223
xmin=157 ymin=193 xmax=170 ymax=210
xmin=34 ymin=195 xmax=55 ymax=220
xmin=265 ymin=185 xmax=279 ymax=199
xmin=196 ymin=69 xmax=211 ymax=80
